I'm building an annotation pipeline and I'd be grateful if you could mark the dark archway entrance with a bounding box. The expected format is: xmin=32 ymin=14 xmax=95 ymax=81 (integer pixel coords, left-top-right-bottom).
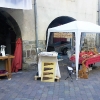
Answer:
xmin=46 ymin=16 xmax=76 ymax=45
xmin=46 ymin=16 xmax=76 ymax=54
xmin=0 ymin=9 xmax=21 ymax=55
xmin=46 ymin=16 xmax=76 ymax=80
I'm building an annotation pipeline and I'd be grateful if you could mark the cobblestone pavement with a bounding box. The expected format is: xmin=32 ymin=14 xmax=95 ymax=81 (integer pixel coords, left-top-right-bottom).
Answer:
xmin=0 ymin=66 xmax=100 ymax=100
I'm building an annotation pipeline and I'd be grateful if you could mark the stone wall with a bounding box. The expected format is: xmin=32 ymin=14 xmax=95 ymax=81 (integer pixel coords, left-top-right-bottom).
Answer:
xmin=0 ymin=0 xmax=98 ymax=70
xmin=37 ymin=0 xmax=98 ymax=40
xmin=22 ymin=40 xmax=46 ymax=70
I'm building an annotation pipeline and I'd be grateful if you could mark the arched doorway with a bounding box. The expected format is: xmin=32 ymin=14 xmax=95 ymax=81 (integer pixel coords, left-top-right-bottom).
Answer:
xmin=46 ymin=16 xmax=76 ymax=54
xmin=0 ymin=9 xmax=21 ymax=55
xmin=46 ymin=16 xmax=76 ymax=45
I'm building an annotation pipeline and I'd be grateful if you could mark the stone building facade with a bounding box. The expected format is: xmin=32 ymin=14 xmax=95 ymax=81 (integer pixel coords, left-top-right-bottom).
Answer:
xmin=0 ymin=0 xmax=98 ymax=69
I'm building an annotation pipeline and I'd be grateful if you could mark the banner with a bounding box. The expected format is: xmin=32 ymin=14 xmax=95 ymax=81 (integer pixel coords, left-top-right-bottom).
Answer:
xmin=0 ymin=0 xmax=32 ymax=10
xmin=54 ymin=32 xmax=72 ymax=38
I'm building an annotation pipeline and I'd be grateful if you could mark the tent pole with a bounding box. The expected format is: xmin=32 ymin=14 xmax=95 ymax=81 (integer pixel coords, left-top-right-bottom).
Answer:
xmin=75 ymin=30 xmax=81 ymax=80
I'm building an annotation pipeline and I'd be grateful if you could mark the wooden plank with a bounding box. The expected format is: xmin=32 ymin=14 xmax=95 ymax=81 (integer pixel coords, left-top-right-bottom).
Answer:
xmin=0 ymin=72 xmax=8 ymax=77
xmin=34 ymin=75 xmax=60 ymax=82
xmin=0 ymin=55 xmax=14 ymax=80
xmin=43 ymin=74 xmax=54 ymax=77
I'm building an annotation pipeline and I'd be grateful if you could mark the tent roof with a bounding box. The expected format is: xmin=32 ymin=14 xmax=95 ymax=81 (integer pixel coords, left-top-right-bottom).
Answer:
xmin=47 ymin=20 xmax=100 ymax=79
xmin=48 ymin=21 xmax=100 ymax=33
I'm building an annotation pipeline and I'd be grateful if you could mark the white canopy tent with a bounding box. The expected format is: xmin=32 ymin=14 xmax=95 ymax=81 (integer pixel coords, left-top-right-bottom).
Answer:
xmin=46 ymin=21 xmax=100 ymax=79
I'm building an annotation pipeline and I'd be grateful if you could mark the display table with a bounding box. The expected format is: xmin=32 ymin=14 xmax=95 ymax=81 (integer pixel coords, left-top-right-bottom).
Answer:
xmin=70 ymin=54 xmax=85 ymax=64
xmin=70 ymin=51 xmax=95 ymax=64
xmin=85 ymin=54 xmax=100 ymax=67
xmin=0 ymin=55 xmax=14 ymax=80
xmin=79 ymin=54 xmax=100 ymax=79
xmin=37 ymin=52 xmax=61 ymax=80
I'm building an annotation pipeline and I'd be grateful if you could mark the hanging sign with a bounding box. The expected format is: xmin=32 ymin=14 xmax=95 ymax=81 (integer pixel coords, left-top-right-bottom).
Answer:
xmin=54 ymin=32 xmax=72 ymax=38
xmin=0 ymin=0 xmax=32 ymax=10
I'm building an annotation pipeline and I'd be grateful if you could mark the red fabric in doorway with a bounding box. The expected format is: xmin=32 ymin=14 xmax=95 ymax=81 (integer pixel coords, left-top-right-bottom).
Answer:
xmin=53 ymin=38 xmax=66 ymax=43
xmin=12 ymin=38 xmax=22 ymax=72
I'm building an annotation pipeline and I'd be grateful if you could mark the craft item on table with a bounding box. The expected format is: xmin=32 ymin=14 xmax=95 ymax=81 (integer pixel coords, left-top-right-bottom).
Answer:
xmin=1 ymin=45 xmax=6 ymax=56
xmin=0 ymin=70 xmax=7 ymax=74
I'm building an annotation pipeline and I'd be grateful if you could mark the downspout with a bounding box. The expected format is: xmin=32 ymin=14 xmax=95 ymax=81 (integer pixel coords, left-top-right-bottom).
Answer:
xmin=98 ymin=0 xmax=100 ymax=25
xmin=97 ymin=0 xmax=100 ymax=48
xmin=34 ymin=0 xmax=39 ymax=55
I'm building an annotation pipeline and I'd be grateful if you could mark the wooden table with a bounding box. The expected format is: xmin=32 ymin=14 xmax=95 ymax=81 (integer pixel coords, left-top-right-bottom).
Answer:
xmin=0 ymin=55 xmax=14 ymax=80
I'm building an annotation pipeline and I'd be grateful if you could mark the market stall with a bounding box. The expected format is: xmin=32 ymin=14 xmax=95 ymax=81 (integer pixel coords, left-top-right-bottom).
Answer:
xmin=46 ymin=21 xmax=100 ymax=79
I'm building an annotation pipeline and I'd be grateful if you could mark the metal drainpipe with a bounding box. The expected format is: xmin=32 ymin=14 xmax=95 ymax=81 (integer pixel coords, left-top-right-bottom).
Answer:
xmin=97 ymin=0 xmax=100 ymax=47
xmin=34 ymin=0 xmax=39 ymax=55
xmin=98 ymin=0 xmax=100 ymax=25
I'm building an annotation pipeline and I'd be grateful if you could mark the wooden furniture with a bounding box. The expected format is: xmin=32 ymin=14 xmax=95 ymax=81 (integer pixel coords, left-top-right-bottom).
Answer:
xmin=34 ymin=52 xmax=61 ymax=82
xmin=78 ymin=58 xmax=89 ymax=79
xmin=41 ymin=62 xmax=56 ymax=82
xmin=0 ymin=55 xmax=14 ymax=80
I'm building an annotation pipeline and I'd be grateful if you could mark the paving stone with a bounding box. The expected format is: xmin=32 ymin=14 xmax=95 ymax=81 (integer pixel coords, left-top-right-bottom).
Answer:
xmin=34 ymin=94 xmax=41 ymax=99
xmin=59 ymin=98 xmax=65 ymax=100
xmin=15 ymin=98 xmax=21 ymax=100
xmin=40 ymin=85 xmax=44 ymax=88
xmin=88 ymin=98 xmax=94 ymax=100
xmin=7 ymin=98 xmax=15 ymax=100
xmin=37 ymin=90 xmax=43 ymax=94
xmin=39 ymin=97 xmax=47 ymax=100
xmin=41 ymin=94 xmax=47 ymax=97
xmin=0 ymin=68 xmax=100 ymax=100
xmin=46 ymin=96 xmax=53 ymax=100
xmin=28 ymin=96 xmax=34 ymax=99
xmin=33 ymin=99 xmax=39 ymax=100
xmin=48 ymin=91 xmax=54 ymax=94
